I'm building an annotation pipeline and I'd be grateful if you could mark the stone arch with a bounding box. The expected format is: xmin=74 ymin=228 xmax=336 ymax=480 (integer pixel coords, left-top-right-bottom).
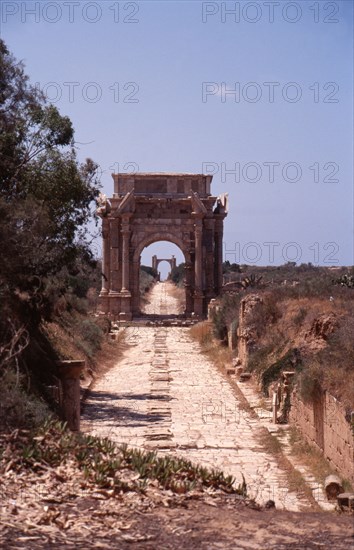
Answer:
xmin=133 ymin=232 xmax=188 ymax=264
xmin=152 ymin=255 xmax=177 ymax=278
xmin=132 ymin=234 xmax=188 ymax=316
xmin=97 ymin=173 xmax=227 ymax=320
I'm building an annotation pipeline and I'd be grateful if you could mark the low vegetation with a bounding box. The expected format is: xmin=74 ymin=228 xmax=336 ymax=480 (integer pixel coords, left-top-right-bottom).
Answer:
xmin=210 ymin=263 xmax=354 ymax=413
xmin=0 ymin=39 xmax=108 ymax=431
xmin=170 ymin=262 xmax=185 ymax=287
xmin=190 ymin=321 xmax=233 ymax=373
xmin=140 ymin=265 xmax=158 ymax=296
xmin=0 ymin=419 xmax=246 ymax=497
xmin=288 ymin=426 xmax=353 ymax=492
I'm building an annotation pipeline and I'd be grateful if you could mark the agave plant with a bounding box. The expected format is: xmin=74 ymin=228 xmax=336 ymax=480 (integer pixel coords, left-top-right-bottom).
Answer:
xmin=241 ymin=274 xmax=263 ymax=289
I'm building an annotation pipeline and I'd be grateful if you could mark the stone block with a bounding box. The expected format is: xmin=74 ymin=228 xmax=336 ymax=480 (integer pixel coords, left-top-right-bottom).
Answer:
xmin=337 ymin=492 xmax=354 ymax=510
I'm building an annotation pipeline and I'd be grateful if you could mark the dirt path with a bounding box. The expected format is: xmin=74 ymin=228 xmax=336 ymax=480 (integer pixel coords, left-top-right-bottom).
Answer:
xmin=82 ymin=283 xmax=313 ymax=511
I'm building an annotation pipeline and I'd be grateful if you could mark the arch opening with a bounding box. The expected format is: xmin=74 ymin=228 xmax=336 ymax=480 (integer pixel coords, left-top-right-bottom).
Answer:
xmin=139 ymin=240 xmax=186 ymax=317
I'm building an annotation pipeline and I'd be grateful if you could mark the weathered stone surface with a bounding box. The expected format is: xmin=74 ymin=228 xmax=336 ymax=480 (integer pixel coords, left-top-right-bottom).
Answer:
xmin=97 ymin=173 xmax=227 ymax=319
xmin=325 ymin=475 xmax=344 ymax=501
xmin=82 ymin=283 xmax=309 ymax=511
xmin=240 ymin=373 xmax=252 ymax=382
xmin=237 ymin=294 xmax=263 ymax=367
xmin=290 ymin=390 xmax=354 ymax=485
xmin=337 ymin=492 xmax=354 ymax=509
xmin=57 ymin=360 xmax=85 ymax=431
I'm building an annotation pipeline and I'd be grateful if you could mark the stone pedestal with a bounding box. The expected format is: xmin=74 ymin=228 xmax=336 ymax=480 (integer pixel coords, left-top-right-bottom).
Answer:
xmin=193 ymin=290 xmax=204 ymax=318
xmin=57 ymin=360 xmax=85 ymax=431
xmin=119 ymin=291 xmax=132 ymax=320
xmin=98 ymin=294 xmax=109 ymax=314
xmin=272 ymin=391 xmax=279 ymax=424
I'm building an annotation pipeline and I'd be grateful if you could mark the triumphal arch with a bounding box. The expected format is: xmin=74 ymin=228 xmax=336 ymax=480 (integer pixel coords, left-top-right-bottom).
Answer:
xmin=152 ymin=255 xmax=177 ymax=274
xmin=97 ymin=173 xmax=227 ymax=320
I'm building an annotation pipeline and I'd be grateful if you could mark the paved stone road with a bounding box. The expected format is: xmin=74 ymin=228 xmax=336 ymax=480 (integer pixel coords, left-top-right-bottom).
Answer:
xmin=82 ymin=283 xmax=308 ymax=510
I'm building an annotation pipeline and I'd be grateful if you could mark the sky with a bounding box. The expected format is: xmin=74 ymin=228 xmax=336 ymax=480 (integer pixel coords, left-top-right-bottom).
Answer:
xmin=1 ymin=0 xmax=353 ymax=278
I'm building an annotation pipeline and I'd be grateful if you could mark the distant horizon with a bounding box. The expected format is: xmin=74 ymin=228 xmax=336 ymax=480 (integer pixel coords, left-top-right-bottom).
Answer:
xmin=141 ymin=259 xmax=351 ymax=282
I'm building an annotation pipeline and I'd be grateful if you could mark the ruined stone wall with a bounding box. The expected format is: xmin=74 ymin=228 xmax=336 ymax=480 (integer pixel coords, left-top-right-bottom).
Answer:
xmin=236 ymin=294 xmax=263 ymax=366
xmin=232 ymin=294 xmax=354 ymax=485
xmin=228 ymin=294 xmax=354 ymax=484
xmin=289 ymin=389 xmax=354 ymax=485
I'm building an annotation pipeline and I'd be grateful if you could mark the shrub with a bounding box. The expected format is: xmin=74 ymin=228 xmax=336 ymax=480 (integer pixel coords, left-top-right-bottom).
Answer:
xmin=0 ymin=367 xmax=51 ymax=431
xmin=94 ymin=316 xmax=111 ymax=335
xmin=67 ymin=293 xmax=89 ymax=315
xmin=261 ymin=348 xmax=302 ymax=396
xmin=293 ymin=307 xmax=307 ymax=326
xmin=140 ymin=265 xmax=158 ymax=278
xmin=77 ymin=319 xmax=103 ymax=354
xmin=190 ymin=322 xmax=212 ymax=346
xmin=211 ymin=293 xmax=241 ymax=341
xmin=248 ymin=293 xmax=281 ymax=338
xmin=170 ymin=263 xmax=185 ymax=287
xmin=247 ymin=344 xmax=274 ymax=375
xmin=297 ymin=363 xmax=322 ymax=404
xmin=140 ymin=268 xmax=156 ymax=296
xmin=68 ymin=274 xmax=91 ymax=298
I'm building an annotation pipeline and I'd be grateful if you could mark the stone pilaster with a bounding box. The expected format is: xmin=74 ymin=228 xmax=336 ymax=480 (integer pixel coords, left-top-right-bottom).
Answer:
xmin=184 ymin=261 xmax=194 ymax=316
xmin=214 ymin=218 xmax=224 ymax=294
xmin=194 ymin=219 xmax=204 ymax=317
xmin=109 ymin=218 xmax=120 ymax=296
xmin=204 ymin=217 xmax=215 ymax=301
xmin=121 ymin=216 xmax=131 ymax=293
xmin=100 ymin=218 xmax=110 ymax=295
xmin=119 ymin=214 xmax=132 ymax=320
xmin=99 ymin=218 xmax=110 ymax=314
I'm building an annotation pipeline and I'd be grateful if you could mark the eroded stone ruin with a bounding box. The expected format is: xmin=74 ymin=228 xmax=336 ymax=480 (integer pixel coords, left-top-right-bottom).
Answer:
xmin=97 ymin=173 xmax=228 ymax=320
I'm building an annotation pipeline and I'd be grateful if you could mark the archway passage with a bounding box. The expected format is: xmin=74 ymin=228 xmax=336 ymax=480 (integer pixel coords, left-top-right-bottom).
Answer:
xmin=97 ymin=173 xmax=228 ymax=320
xmin=151 ymin=255 xmax=177 ymax=280
xmin=141 ymin=242 xmax=186 ymax=317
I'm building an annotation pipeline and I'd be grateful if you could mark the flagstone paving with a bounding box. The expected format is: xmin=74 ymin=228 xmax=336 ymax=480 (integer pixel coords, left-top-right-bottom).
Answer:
xmin=82 ymin=282 xmax=311 ymax=511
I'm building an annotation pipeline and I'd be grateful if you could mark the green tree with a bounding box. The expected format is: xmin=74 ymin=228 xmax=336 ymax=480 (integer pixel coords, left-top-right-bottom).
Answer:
xmin=0 ymin=39 xmax=101 ymax=320
xmin=170 ymin=263 xmax=185 ymax=286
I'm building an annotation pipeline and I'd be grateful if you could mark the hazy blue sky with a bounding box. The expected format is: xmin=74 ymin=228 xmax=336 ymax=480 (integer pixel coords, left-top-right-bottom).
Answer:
xmin=2 ymin=0 xmax=353 ymax=277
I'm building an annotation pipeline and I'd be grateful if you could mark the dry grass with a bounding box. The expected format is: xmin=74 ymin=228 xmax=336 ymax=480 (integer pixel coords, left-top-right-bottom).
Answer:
xmin=166 ymin=282 xmax=186 ymax=314
xmin=190 ymin=321 xmax=213 ymax=345
xmin=43 ymin=320 xmax=83 ymax=362
xmin=190 ymin=322 xmax=233 ymax=369
xmin=44 ymin=316 xmax=128 ymax=396
xmin=256 ymin=429 xmax=318 ymax=509
xmin=242 ymin=293 xmax=354 ymax=410
xmin=257 ymin=429 xmax=284 ymax=455
xmin=190 ymin=321 xmax=320 ymax=510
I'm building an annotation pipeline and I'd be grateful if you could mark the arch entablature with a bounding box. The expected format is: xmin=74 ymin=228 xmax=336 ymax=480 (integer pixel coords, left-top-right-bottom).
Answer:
xmin=97 ymin=173 xmax=227 ymax=320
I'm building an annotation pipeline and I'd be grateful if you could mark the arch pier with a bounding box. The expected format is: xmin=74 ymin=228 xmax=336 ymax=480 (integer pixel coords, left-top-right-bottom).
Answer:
xmin=97 ymin=173 xmax=228 ymax=320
